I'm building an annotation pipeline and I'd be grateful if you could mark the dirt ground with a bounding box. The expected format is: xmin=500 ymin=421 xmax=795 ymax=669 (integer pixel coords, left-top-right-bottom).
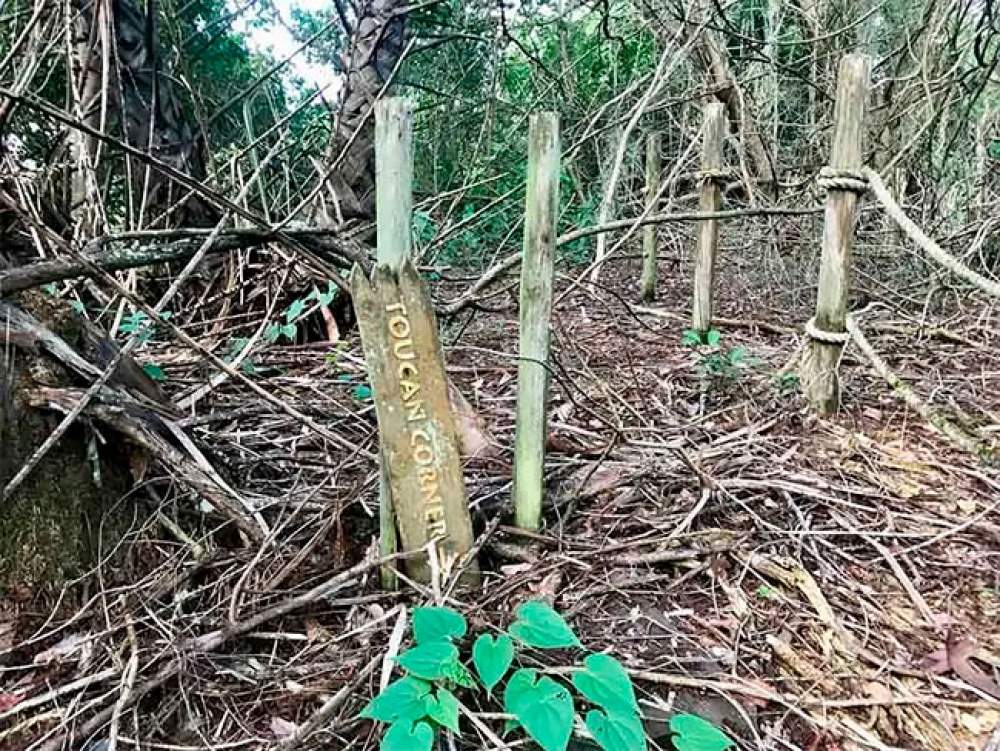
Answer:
xmin=1 ymin=230 xmax=998 ymax=750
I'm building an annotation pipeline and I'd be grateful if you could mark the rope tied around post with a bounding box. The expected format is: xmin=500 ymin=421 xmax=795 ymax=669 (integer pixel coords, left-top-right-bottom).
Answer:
xmin=804 ymin=316 xmax=852 ymax=345
xmin=817 ymin=166 xmax=868 ymax=194
xmin=696 ymin=166 xmax=738 ymax=185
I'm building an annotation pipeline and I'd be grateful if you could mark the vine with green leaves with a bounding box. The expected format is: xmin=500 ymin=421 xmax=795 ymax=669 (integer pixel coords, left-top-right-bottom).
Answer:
xmin=361 ymin=601 xmax=734 ymax=751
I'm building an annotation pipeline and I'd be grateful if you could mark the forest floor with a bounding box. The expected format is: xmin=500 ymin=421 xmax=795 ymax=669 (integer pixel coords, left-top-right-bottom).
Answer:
xmin=2 ymin=240 xmax=999 ymax=751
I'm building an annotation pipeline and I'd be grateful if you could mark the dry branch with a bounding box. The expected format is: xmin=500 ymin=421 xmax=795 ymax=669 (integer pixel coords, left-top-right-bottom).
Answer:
xmin=0 ymin=229 xmax=368 ymax=296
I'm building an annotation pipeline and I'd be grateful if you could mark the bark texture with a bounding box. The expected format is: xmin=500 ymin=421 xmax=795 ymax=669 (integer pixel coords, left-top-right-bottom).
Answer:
xmin=313 ymin=0 xmax=408 ymax=226
xmin=73 ymin=0 xmax=213 ymax=228
xmin=0 ymin=294 xmax=133 ymax=592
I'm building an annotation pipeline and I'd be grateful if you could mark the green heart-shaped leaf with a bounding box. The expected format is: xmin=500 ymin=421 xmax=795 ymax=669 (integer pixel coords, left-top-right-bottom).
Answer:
xmin=508 ymin=601 xmax=581 ymax=649
xmin=360 ymin=677 xmax=431 ymax=724
xmin=381 ymin=720 xmax=434 ymax=751
xmin=397 ymin=641 xmax=460 ymax=680
xmin=573 ymin=653 xmax=638 ymax=715
xmin=503 ymin=668 xmax=574 ymax=751
xmin=473 ymin=634 xmax=515 ymax=693
xmin=425 ymin=686 xmax=460 ymax=733
xmin=412 ymin=606 xmax=467 ymax=644
xmin=586 ymin=708 xmax=647 ymax=751
xmin=669 ymin=714 xmax=734 ymax=751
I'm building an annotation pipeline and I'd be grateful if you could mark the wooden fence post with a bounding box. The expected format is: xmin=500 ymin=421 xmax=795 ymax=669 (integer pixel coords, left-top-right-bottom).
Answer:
xmin=355 ymin=97 xmax=478 ymax=586
xmin=375 ymin=98 xmax=410 ymax=587
xmin=640 ymin=132 xmax=662 ymax=302
xmin=513 ymin=113 xmax=560 ymax=532
xmin=691 ymin=103 xmax=726 ymax=333
xmin=802 ymin=55 xmax=870 ymax=414
xmin=375 ymin=98 xmax=413 ymax=271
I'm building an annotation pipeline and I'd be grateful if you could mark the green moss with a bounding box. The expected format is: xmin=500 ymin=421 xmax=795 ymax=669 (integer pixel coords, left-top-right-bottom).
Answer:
xmin=1 ymin=292 xmax=134 ymax=591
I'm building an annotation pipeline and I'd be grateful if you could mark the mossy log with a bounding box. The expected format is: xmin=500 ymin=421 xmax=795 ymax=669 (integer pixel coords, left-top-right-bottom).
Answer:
xmin=0 ymin=293 xmax=136 ymax=593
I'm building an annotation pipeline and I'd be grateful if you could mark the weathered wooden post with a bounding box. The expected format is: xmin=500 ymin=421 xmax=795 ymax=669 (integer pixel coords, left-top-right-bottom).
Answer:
xmin=375 ymin=97 xmax=411 ymax=588
xmin=802 ymin=55 xmax=870 ymax=414
xmin=691 ymin=102 xmax=726 ymax=333
xmin=513 ymin=113 xmax=560 ymax=532
xmin=640 ymin=132 xmax=662 ymax=302
xmin=353 ymin=98 xmax=478 ymax=585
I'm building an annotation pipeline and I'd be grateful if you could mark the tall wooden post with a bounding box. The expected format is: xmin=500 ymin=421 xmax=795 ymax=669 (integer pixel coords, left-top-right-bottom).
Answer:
xmin=375 ymin=98 xmax=411 ymax=586
xmin=691 ymin=103 xmax=726 ymax=333
xmin=640 ymin=132 xmax=662 ymax=303
xmin=513 ymin=113 xmax=560 ymax=532
xmin=376 ymin=98 xmax=413 ymax=271
xmin=803 ymin=55 xmax=870 ymax=414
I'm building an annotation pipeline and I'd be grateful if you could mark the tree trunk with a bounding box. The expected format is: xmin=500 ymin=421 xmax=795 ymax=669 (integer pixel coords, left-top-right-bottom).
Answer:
xmin=312 ymin=0 xmax=408 ymax=227
xmin=73 ymin=0 xmax=214 ymax=229
xmin=0 ymin=294 xmax=134 ymax=593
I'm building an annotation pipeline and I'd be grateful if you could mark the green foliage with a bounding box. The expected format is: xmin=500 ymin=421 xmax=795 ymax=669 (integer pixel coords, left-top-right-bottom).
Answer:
xmin=668 ymin=714 xmax=734 ymax=751
xmin=382 ymin=720 xmax=434 ymax=751
xmin=120 ymin=310 xmax=172 ymax=345
xmin=586 ymin=708 xmax=647 ymax=751
xmin=413 ymin=606 xmax=468 ymax=644
xmin=775 ymin=371 xmax=800 ymax=395
xmin=682 ymin=330 xmax=758 ymax=383
xmin=504 ymin=669 xmax=574 ymax=751
xmin=361 ymin=601 xmax=648 ymax=751
xmin=572 ymin=653 xmax=638 ymax=715
xmin=755 ymin=584 xmax=778 ymax=600
xmin=508 ymin=601 xmax=582 ymax=649
xmin=360 ymin=676 xmax=432 ymax=724
xmin=472 ymin=633 xmax=515 ymax=693
xmin=142 ymin=363 xmax=167 ymax=382
xmin=396 ymin=641 xmax=461 ymax=680
xmin=264 ymin=283 xmax=340 ymax=345
xmin=425 ymin=686 xmax=460 ymax=732
xmin=223 ymin=337 xmax=260 ymax=375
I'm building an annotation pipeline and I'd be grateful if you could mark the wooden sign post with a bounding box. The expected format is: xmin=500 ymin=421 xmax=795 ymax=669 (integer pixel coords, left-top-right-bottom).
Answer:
xmin=353 ymin=98 xmax=477 ymax=585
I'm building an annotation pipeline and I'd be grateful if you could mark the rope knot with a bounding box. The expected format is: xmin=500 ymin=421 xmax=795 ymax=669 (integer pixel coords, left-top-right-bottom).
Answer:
xmin=696 ymin=167 xmax=738 ymax=185
xmin=817 ymin=166 xmax=868 ymax=194
xmin=805 ymin=317 xmax=851 ymax=344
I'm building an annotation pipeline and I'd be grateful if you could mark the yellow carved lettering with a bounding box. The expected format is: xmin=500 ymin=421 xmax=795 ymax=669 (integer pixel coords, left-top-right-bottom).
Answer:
xmin=388 ymin=314 xmax=410 ymax=339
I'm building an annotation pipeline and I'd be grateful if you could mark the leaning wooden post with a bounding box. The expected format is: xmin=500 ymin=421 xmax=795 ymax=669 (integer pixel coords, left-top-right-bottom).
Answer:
xmin=513 ymin=113 xmax=560 ymax=532
xmin=354 ymin=98 xmax=478 ymax=586
xmin=691 ymin=103 xmax=726 ymax=333
xmin=802 ymin=55 xmax=870 ymax=414
xmin=640 ymin=132 xmax=662 ymax=302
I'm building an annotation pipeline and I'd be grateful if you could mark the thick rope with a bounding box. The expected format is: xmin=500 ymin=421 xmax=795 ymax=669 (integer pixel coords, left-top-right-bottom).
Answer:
xmin=863 ymin=167 xmax=1000 ymax=299
xmin=804 ymin=316 xmax=851 ymax=344
xmin=817 ymin=166 xmax=868 ymax=194
xmin=845 ymin=313 xmax=995 ymax=464
xmin=696 ymin=167 xmax=739 ymax=184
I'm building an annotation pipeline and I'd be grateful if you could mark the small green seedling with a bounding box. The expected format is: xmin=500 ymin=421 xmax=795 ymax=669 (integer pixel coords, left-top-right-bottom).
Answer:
xmin=682 ymin=329 xmax=758 ymax=383
xmin=142 ymin=363 xmax=167 ymax=381
xmin=775 ymin=371 xmax=799 ymax=395
xmin=121 ymin=310 xmax=171 ymax=345
xmin=265 ymin=280 xmax=341 ymax=344
xmin=755 ymin=584 xmax=778 ymax=600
